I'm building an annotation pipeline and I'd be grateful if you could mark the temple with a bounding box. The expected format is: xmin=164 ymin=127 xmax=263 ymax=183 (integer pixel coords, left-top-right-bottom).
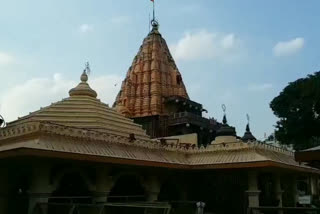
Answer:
xmin=113 ymin=21 xmax=219 ymax=145
xmin=0 ymin=18 xmax=320 ymax=214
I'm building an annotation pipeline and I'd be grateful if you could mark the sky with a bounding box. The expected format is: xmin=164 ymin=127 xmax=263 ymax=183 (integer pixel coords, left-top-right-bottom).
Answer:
xmin=0 ymin=0 xmax=319 ymax=140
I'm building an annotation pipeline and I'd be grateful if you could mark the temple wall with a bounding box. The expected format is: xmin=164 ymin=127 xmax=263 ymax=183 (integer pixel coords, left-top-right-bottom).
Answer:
xmin=2 ymin=159 xmax=318 ymax=214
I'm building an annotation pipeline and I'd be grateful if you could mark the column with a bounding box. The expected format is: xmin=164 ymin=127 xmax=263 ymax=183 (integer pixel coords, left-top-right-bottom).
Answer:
xmin=311 ymin=175 xmax=319 ymax=199
xmin=92 ymin=167 xmax=114 ymax=203
xmin=196 ymin=202 xmax=206 ymax=214
xmin=0 ymin=168 xmax=9 ymax=214
xmin=144 ymin=176 xmax=161 ymax=202
xmin=273 ymin=173 xmax=284 ymax=214
xmin=247 ymin=171 xmax=260 ymax=208
xmin=291 ymin=175 xmax=299 ymax=206
xmin=28 ymin=164 xmax=53 ymax=214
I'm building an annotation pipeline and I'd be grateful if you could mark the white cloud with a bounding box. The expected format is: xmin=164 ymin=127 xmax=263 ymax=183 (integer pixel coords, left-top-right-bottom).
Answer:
xmin=273 ymin=37 xmax=304 ymax=57
xmin=0 ymin=52 xmax=15 ymax=65
xmin=0 ymin=73 xmax=122 ymax=122
xmin=79 ymin=24 xmax=93 ymax=33
xmin=248 ymin=83 xmax=273 ymax=92
xmin=169 ymin=30 xmax=243 ymax=62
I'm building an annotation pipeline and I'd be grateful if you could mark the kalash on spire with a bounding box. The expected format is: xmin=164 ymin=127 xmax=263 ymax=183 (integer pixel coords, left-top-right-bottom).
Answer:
xmin=113 ymin=1 xmax=220 ymax=144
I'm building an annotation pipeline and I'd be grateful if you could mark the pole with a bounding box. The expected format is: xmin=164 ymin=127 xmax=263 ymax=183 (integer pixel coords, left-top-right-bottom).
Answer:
xmin=153 ymin=0 xmax=155 ymax=21
xmin=149 ymin=13 xmax=150 ymax=32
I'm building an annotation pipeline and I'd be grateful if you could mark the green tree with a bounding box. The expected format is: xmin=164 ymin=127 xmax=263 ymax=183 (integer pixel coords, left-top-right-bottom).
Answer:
xmin=270 ymin=71 xmax=320 ymax=151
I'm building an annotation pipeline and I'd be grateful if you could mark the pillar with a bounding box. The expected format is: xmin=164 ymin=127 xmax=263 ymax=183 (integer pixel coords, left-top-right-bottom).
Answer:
xmin=291 ymin=175 xmax=299 ymax=206
xmin=28 ymin=164 xmax=53 ymax=214
xmin=196 ymin=202 xmax=206 ymax=214
xmin=273 ymin=173 xmax=284 ymax=214
xmin=311 ymin=175 xmax=319 ymax=199
xmin=0 ymin=168 xmax=9 ymax=214
xmin=92 ymin=167 xmax=114 ymax=203
xmin=144 ymin=176 xmax=161 ymax=202
xmin=246 ymin=171 xmax=260 ymax=208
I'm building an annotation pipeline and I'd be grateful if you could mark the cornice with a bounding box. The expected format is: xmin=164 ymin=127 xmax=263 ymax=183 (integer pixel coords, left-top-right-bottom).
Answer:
xmin=0 ymin=121 xmax=294 ymax=157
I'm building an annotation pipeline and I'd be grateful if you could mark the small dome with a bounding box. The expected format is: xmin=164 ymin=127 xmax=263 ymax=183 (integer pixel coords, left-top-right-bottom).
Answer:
xmin=242 ymin=123 xmax=256 ymax=142
xmin=69 ymin=70 xmax=97 ymax=98
xmin=216 ymin=114 xmax=236 ymax=137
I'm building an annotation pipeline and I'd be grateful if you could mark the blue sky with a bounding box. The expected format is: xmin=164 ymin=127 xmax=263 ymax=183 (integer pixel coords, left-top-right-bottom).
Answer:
xmin=0 ymin=0 xmax=319 ymax=139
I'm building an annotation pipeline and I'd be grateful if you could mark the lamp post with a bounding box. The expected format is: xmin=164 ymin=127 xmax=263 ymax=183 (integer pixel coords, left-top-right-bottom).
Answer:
xmin=0 ymin=114 xmax=6 ymax=128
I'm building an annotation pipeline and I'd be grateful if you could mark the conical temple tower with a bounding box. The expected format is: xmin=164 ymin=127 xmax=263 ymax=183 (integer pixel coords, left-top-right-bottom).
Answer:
xmin=114 ymin=22 xmax=189 ymax=117
xmin=114 ymin=21 xmax=218 ymax=143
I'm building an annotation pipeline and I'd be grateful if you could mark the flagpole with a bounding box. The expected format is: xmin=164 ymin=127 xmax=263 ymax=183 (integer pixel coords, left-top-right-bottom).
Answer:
xmin=153 ymin=0 xmax=155 ymax=21
xmin=149 ymin=13 xmax=151 ymax=32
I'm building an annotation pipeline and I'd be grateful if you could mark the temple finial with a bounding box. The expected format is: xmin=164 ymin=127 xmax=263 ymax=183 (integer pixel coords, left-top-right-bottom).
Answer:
xmin=222 ymin=104 xmax=227 ymax=124
xmin=150 ymin=0 xmax=159 ymax=30
xmin=69 ymin=63 xmax=97 ymax=98
xmin=246 ymin=113 xmax=250 ymax=131
xmin=242 ymin=113 xmax=256 ymax=142
xmin=85 ymin=61 xmax=91 ymax=75
xmin=80 ymin=62 xmax=91 ymax=82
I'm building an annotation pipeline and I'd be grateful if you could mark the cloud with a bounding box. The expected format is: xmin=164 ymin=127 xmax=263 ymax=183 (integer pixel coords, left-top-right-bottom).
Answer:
xmin=79 ymin=24 xmax=93 ymax=33
xmin=169 ymin=30 xmax=243 ymax=62
xmin=273 ymin=37 xmax=304 ymax=57
xmin=0 ymin=52 xmax=15 ymax=65
xmin=0 ymin=73 xmax=122 ymax=122
xmin=248 ymin=83 xmax=273 ymax=92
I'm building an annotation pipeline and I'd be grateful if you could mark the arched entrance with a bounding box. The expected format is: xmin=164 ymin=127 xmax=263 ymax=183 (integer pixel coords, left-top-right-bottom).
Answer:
xmin=49 ymin=172 xmax=91 ymax=214
xmin=108 ymin=174 xmax=145 ymax=202
xmin=8 ymin=170 xmax=30 ymax=214
xmin=107 ymin=174 xmax=146 ymax=214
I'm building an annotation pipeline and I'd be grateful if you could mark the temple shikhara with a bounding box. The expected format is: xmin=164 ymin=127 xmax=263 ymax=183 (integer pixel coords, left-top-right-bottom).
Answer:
xmin=0 ymin=15 xmax=319 ymax=214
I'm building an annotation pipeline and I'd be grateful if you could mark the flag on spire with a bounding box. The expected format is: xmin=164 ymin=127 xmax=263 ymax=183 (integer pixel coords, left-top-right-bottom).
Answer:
xmin=150 ymin=0 xmax=154 ymax=2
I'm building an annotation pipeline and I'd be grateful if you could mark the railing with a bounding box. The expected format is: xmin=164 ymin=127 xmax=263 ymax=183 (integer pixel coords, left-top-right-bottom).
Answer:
xmin=248 ymin=206 xmax=320 ymax=214
xmin=34 ymin=201 xmax=171 ymax=214
xmin=168 ymin=112 xmax=216 ymax=129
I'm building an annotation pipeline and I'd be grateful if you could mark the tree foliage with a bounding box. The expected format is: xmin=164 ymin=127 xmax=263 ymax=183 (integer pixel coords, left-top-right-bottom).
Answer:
xmin=270 ymin=71 xmax=320 ymax=151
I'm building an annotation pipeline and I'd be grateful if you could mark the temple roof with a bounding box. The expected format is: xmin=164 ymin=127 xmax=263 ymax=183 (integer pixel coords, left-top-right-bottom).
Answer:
xmin=5 ymin=71 xmax=150 ymax=140
xmin=114 ymin=24 xmax=189 ymax=117
xmin=0 ymin=122 xmax=318 ymax=173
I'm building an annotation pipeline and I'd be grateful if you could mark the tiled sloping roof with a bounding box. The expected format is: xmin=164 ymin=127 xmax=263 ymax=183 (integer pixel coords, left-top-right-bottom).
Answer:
xmin=5 ymin=73 xmax=150 ymax=140
xmin=0 ymin=122 xmax=316 ymax=172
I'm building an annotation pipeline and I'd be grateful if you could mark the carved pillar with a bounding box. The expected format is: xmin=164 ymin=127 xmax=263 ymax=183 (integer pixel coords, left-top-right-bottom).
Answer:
xmin=246 ymin=171 xmax=260 ymax=208
xmin=144 ymin=176 xmax=161 ymax=202
xmin=28 ymin=164 xmax=53 ymax=214
xmin=273 ymin=173 xmax=284 ymax=214
xmin=92 ymin=167 xmax=114 ymax=203
xmin=0 ymin=168 xmax=8 ymax=214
